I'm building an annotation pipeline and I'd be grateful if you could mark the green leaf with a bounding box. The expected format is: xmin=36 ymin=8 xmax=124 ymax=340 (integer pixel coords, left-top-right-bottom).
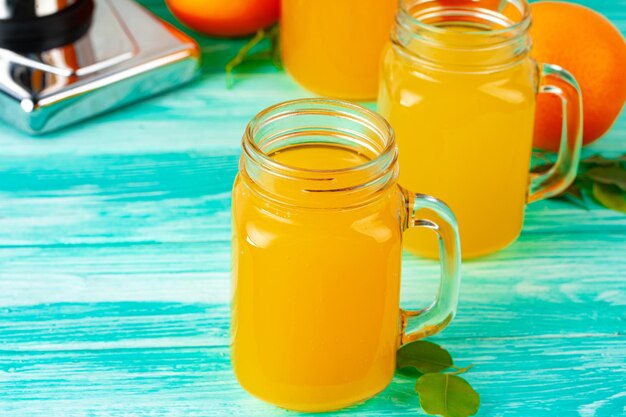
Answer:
xmin=397 ymin=341 xmax=453 ymax=374
xmin=559 ymin=183 xmax=589 ymax=210
xmin=564 ymin=183 xmax=583 ymax=200
xmin=224 ymin=24 xmax=282 ymax=89
xmin=416 ymin=374 xmax=480 ymax=417
xmin=530 ymin=162 xmax=554 ymax=174
xmin=396 ymin=366 xmax=423 ymax=378
xmin=585 ymin=166 xmax=626 ymax=192
xmin=225 ymin=29 xmax=266 ymax=89
xmin=581 ymin=155 xmax=621 ymax=166
xmin=592 ymin=183 xmax=626 ymax=214
xmin=532 ymin=151 xmax=554 ymax=167
xmin=267 ymin=24 xmax=283 ymax=69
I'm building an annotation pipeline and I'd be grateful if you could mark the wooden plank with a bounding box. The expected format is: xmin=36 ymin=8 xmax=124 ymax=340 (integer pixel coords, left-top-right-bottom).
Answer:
xmin=0 ymin=337 xmax=624 ymax=416
xmin=1 ymin=152 xmax=625 ymax=246
xmin=0 ymin=227 xmax=623 ymax=350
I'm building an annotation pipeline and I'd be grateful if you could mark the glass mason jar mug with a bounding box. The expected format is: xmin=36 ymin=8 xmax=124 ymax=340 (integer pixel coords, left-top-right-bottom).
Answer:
xmin=231 ymin=99 xmax=462 ymax=412
xmin=378 ymin=0 xmax=583 ymax=259
xmin=280 ymin=0 xmax=397 ymax=100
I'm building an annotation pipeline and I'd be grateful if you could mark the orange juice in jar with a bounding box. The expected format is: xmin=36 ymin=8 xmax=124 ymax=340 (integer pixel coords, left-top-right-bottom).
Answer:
xmin=281 ymin=0 xmax=397 ymax=100
xmin=378 ymin=0 xmax=583 ymax=258
xmin=231 ymin=99 xmax=462 ymax=412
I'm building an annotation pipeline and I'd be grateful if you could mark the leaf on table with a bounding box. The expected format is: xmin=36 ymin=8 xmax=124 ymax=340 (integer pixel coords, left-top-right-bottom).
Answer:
xmin=532 ymin=151 xmax=554 ymax=166
xmin=581 ymin=155 xmax=622 ymax=166
xmin=530 ymin=162 xmax=554 ymax=174
xmin=396 ymin=366 xmax=424 ymax=378
xmin=564 ymin=183 xmax=583 ymax=199
xmin=416 ymin=373 xmax=480 ymax=417
xmin=267 ymin=24 xmax=282 ymax=69
xmin=225 ymin=24 xmax=281 ymax=88
xmin=585 ymin=166 xmax=626 ymax=192
xmin=559 ymin=183 xmax=590 ymax=210
xmin=225 ymin=30 xmax=265 ymax=88
xmin=592 ymin=183 xmax=626 ymax=213
xmin=397 ymin=340 xmax=453 ymax=374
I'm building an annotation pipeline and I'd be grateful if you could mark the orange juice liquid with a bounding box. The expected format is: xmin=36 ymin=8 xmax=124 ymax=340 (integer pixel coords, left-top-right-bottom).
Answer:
xmin=232 ymin=145 xmax=403 ymax=412
xmin=378 ymin=28 xmax=537 ymax=258
xmin=280 ymin=0 xmax=397 ymax=100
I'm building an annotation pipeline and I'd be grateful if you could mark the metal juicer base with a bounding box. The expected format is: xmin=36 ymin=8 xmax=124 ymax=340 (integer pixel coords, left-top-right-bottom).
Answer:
xmin=0 ymin=0 xmax=200 ymax=134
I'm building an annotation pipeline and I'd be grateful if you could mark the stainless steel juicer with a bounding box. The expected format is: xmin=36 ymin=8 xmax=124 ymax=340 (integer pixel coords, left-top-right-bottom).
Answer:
xmin=0 ymin=0 xmax=200 ymax=134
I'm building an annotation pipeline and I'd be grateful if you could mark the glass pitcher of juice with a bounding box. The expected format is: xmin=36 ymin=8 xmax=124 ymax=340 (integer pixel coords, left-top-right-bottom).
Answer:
xmin=378 ymin=0 xmax=583 ymax=259
xmin=280 ymin=0 xmax=397 ymax=100
xmin=231 ymin=99 xmax=461 ymax=412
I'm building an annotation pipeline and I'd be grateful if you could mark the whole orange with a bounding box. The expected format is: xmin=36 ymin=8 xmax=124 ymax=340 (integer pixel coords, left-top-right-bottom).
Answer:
xmin=530 ymin=2 xmax=626 ymax=151
xmin=166 ymin=0 xmax=279 ymax=38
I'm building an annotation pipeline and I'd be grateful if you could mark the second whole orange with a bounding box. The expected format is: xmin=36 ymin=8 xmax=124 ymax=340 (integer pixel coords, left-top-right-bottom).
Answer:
xmin=530 ymin=2 xmax=626 ymax=151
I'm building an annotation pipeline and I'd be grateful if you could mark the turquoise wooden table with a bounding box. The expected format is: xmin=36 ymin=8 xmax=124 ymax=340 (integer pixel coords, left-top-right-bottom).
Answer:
xmin=1 ymin=1 xmax=625 ymax=416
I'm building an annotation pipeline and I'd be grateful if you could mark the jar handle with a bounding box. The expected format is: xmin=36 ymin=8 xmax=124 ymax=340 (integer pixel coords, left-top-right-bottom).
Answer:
xmin=399 ymin=188 xmax=462 ymax=345
xmin=528 ymin=63 xmax=583 ymax=203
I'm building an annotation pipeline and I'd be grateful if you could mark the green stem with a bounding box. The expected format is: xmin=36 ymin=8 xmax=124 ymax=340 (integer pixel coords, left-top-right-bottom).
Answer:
xmin=225 ymin=29 xmax=267 ymax=89
xmin=224 ymin=24 xmax=282 ymax=89
xmin=448 ymin=364 xmax=474 ymax=376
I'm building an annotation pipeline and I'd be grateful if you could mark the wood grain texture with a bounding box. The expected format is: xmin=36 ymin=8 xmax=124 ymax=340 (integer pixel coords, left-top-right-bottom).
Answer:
xmin=0 ymin=0 xmax=625 ymax=416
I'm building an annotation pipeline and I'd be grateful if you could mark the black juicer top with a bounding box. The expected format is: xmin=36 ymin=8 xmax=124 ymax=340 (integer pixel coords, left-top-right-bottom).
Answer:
xmin=0 ymin=0 xmax=94 ymax=52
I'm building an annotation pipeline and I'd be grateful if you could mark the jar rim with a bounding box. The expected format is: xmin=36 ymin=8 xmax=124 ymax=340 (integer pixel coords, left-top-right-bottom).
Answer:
xmin=240 ymin=98 xmax=399 ymax=209
xmin=243 ymin=98 xmax=396 ymax=178
xmin=398 ymin=0 xmax=532 ymax=40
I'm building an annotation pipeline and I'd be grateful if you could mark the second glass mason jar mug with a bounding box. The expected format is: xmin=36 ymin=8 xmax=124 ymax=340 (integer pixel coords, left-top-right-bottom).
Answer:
xmin=378 ymin=0 xmax=583 ymax=259
xmin=280 ymin=0 xmax=397 ymax=100
xmin=231 ymin=99 xmax=461 ymax=412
